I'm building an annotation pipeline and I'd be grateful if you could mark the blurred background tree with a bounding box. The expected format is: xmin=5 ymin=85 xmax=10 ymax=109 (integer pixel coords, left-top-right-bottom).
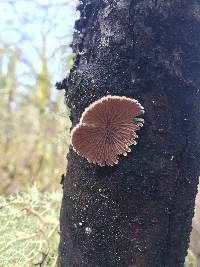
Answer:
xmin=0 ymin=0 xmax=78 ymax=194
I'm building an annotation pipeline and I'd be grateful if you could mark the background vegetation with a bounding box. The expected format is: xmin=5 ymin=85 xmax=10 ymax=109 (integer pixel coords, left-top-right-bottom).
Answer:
xmin=0 ymin=0 xmax=196 ymax=266
xmin=0 ymin=186 xmax=61 ymax=267
xmin=0 ymin=1 xmax=75 ymax=265
xmin=0 ymin=0 xmax=76 ymax=194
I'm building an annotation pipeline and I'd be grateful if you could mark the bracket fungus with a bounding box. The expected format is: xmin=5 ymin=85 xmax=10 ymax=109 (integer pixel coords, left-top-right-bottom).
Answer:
xmin=71 ymin=95 xmax=144 ymax=166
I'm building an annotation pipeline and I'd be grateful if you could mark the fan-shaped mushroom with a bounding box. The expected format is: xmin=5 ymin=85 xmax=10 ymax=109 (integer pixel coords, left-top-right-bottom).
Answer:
xmin=71 ymin=95 xmax=144 ymax=166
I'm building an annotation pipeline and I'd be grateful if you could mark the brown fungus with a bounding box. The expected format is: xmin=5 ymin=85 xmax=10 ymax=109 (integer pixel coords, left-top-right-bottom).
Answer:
xmin=71 ymin=95 xmax=144 ymax=166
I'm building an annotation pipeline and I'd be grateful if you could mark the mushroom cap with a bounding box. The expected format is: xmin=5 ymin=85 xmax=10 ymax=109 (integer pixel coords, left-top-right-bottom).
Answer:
xmin=71 ymin=95 xmax=144 ymax=166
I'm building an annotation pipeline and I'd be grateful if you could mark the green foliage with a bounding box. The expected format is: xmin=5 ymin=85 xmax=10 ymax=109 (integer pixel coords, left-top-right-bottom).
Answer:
xmin=184 ymin=250 xmax=195 ymax=267
xmin=65 ymin=52 xmax=76 ymax=70
xmin=0 ymin=186 xmax=61 ymax=267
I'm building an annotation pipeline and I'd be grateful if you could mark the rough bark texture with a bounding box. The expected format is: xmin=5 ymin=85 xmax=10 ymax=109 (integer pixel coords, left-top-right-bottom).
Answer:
xmin=57 ymin=1 xmax=200 ymax=266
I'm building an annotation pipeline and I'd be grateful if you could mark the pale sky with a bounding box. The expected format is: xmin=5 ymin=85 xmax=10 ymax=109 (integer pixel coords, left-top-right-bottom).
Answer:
xmin=0 ymin=0 xmax=79 ymax=96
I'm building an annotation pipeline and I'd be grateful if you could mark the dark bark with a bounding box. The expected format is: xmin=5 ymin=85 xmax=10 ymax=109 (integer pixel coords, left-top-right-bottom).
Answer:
xmin=58 ymin=1 xmax=200 ymax=266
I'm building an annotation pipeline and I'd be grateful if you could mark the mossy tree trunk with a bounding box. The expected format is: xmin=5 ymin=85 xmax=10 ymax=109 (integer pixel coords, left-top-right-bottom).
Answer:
xmin=57 ymin=1 xmax=200 ymax=266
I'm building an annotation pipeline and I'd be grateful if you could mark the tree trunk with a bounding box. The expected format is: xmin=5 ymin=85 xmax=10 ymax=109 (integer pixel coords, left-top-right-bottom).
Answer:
xmin=57 ymin=1 xmax=200 ymax=266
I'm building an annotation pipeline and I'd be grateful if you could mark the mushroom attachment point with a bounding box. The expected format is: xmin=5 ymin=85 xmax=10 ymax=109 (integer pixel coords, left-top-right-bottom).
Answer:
xmin=70 ymin=95 xmax=144 ymax=166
